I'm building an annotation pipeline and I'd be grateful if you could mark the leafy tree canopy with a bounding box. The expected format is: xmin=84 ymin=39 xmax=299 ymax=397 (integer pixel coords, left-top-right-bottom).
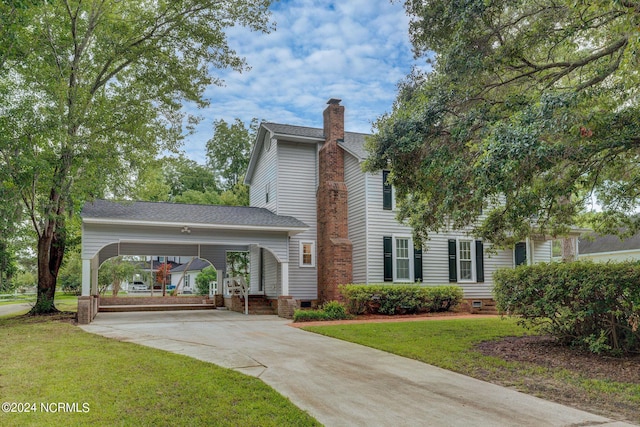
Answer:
xmin=365 ymin=0 xmax=640 ymax=246
xmin=206 ymin=118 xmax=258 ymax=190
xmin=195 ymin=265 xmax=217 ymax=296
xmin=0 ymin=0 xmax=273 ymax=312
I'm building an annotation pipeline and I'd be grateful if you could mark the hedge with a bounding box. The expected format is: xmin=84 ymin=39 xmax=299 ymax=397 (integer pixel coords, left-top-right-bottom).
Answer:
xmin=293 ymin=301 xmax=351 ymax=322
xmin=338 ymin=284 xmax=463 ymax=315
xmin=494 ymin=261 xmax=640 ymax=355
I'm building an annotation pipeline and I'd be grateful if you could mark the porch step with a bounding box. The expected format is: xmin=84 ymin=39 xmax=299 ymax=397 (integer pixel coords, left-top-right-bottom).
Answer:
xmin=99 ymin=304 xmax=217 ymax=312
xmin=245 ymin=295 xmax=276 ymax=315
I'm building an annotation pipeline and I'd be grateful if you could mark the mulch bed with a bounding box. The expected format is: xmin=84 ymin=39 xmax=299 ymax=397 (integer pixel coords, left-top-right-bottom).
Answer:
xmin=476 ymin=335 xmax=640 ymax=384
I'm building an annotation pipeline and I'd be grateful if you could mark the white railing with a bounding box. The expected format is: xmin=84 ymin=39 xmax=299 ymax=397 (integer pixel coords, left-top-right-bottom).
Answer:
xmin=223 ymin=276 xmax=249 ymax=315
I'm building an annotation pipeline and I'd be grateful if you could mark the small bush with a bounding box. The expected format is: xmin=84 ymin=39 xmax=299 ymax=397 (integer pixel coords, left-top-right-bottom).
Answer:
xmin=293 ymin=301 xmax=351 ymax=322
xmin=494 ymin=260 xmax=640 ymax=355
xmin=293 ymin=309 xmax=330 ymax=322
xmin=339 ymin=284 xmax=463 ymax=315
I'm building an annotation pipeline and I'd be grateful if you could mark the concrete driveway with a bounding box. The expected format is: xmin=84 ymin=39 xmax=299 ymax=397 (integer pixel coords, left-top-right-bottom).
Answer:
xmin=81 ymin=310 xmax=633 ymax=427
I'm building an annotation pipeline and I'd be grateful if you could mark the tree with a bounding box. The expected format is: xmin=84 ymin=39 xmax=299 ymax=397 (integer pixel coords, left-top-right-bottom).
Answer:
xmin=0 ymin=241 xmax=17 ymax=293
xmin=161 ymin=155 xmax=218 ymax=199
xmin=0 ymin=1 xmax=274 ymax=313
xmin=98 ymin=256 xmax=140 ymax=297
xmin=206 ymin=118 xmax=257 ymax=190
xmin=365 ymin=1 xmax=640 ymax=247
xmin=155 ymin=262 xmax=172 ymax=297
xmin=58 ymin=249 xmax=82 ymax=295
xmin=195 ymin=265 xmax=217 ymax=296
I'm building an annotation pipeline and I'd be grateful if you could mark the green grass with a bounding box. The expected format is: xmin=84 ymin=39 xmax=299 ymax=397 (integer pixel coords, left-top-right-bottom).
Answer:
xmin=303 ymin=318 xmax=640 ymax=423
xmin=0 ymin=315 xmax=319 ymax=427
xmin=305 ymin=318 xmax=530 ymax=375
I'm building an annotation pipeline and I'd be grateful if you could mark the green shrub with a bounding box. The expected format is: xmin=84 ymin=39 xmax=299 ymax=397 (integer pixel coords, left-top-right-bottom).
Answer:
xmin=195 ymin=266 xmax=217 ymax=296
xmin=494 ymin=261 xmax=640 ymax=355
xmin=322 ymin=300 xmax=349 ymax=319
xmin=293 ymin=309 xmax=329 ymax=322
xmin=339 ymin=284 xmax=463 ymax=315
xmin=293 ymin=301 xmax=351 ymax=322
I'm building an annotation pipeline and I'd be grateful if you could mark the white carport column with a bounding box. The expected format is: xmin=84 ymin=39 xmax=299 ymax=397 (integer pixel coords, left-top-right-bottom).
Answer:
xmin=281 ymin=262 xmax=289 ymax=296
xmin=91 ymin=258 xmax=99 ymax=295
xmin=81 ymin=259 xmax=91 ymax=296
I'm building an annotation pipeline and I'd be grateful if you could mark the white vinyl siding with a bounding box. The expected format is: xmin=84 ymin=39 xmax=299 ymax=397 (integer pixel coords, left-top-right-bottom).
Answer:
xmin=249 ymin=132 xmax=277 ymax=212
xmin=364 ymin=170 xmax=415 ymax=283
xmin=277 ymin=141 xmax=318 ymax=299
xmin=532 ymin=239 xmax=552 ymax=264
xmin=345 ymin=153 xmax=367 ymax=283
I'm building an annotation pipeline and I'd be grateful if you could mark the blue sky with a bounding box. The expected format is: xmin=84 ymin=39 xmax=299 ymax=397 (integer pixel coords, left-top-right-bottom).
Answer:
xmin=181 ymin=0 xmax=428 ymax=162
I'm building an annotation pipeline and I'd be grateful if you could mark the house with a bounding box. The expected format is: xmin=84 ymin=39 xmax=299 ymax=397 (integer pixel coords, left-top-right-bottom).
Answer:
xmin=578 ymin=232 xmax=640 ymax=262
xmin=243 ymin=98 xmax=555 ymax=310
xmin=77 ymin=99 xmax=555 ymax=323
xmin=170 ymin=258 xmax=216 ymax=294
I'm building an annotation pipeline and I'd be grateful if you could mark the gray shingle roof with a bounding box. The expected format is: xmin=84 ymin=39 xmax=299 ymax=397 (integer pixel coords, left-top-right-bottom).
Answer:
xmin=263 ymin=122 xmax=325 ymax=139
xmin=579 ymin=232 xmax=640 ymax=254
xmin=81 ymin=199 xmax=308 ymax=229
xmin=172 ymin=258 xmax=213 ymax=273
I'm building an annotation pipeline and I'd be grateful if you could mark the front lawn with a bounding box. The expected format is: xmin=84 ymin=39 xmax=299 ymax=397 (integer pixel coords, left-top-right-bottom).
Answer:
xmin=303 ymin=318 xmax=640 ymax=424
xmin=0 ymin=314 xmax=319 ymax=427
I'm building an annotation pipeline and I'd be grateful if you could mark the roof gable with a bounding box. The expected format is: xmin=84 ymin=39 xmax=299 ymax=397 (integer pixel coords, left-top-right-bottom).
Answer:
xmin=245 ymin=122 xmax=370 ymax=184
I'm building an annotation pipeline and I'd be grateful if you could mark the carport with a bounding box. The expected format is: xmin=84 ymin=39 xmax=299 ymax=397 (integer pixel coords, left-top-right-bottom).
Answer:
xmin=77 ymin=199 xmax=308 ymax=324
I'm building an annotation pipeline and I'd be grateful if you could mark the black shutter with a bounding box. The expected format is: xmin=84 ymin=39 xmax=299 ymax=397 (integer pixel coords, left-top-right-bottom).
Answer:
xmin=448 ymin=239 xmax=457 ymax=282
xmin=414 ymin=246 xmax=423 ymax=282
xmin=383 ymin=236 xmax=393 ymax=282
xmin=475 ymin=240 xmax=484 ymax=283
xmin=382 ymin=170 xmax=392 ymax=210
xmin=515 ymin=242 xmax=527 ymax=266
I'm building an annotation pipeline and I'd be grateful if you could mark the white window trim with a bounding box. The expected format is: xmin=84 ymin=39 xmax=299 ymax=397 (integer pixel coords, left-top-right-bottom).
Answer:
xmin=299 ymin=241 xmax=316 ymax=268
xmin=457 ymin=238 xmax=476 ymax=283
xmin=392 ymin=235 xmax=413 ymax=282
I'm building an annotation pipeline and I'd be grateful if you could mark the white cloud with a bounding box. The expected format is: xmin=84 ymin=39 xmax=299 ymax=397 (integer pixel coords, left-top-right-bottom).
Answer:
xmin=180 ymin=0 xmax=422 ymax=161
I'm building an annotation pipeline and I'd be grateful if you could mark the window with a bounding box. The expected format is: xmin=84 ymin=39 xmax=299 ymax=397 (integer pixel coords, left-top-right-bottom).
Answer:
xmin=458 ymin=240 xmax=473 ymax=281
xmin=448 ymin=239 xmax=484 ymax=283
xmin=384 ymin=236 xmax=422 ymax=282
xmin=185 ymin=274 xmax=190 ymax=289
xmin=299 ymin=241 xmax=316 ymax=267
xmin=393 ymin=236 xmax=413 ymax=282
xmin=395 ymin=238 xmax=410 ymax=281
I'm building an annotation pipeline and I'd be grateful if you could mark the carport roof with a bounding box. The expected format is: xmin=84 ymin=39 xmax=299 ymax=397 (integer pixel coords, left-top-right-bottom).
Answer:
xmin=81 ymin=199 xmax=308 ymax=232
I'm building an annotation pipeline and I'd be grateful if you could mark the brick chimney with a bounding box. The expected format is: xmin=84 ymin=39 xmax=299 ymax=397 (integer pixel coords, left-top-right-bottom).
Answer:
xmin=317 ymin=99 xmax=353 ymax=303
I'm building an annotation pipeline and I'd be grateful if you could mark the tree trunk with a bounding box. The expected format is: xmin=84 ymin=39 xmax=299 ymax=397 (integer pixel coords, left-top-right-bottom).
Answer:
xmin=32 ymin=194 xmax=67 ymax=314
xmin=562 ymin=237 xmax=576 ymax=262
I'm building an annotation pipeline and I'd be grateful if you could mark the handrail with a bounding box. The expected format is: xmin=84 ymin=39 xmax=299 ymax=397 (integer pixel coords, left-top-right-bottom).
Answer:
xmin=223 ymin=276 xmax=249 ymax=315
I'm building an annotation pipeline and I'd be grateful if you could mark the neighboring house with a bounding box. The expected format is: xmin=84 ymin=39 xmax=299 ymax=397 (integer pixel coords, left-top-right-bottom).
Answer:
xmin=243 ymin=98 xmax=554 ymax=304
xmin=170 ymin=258 xmax=215 ymax=293
xmin=579 ymin=232 xmax=640 ymax=262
